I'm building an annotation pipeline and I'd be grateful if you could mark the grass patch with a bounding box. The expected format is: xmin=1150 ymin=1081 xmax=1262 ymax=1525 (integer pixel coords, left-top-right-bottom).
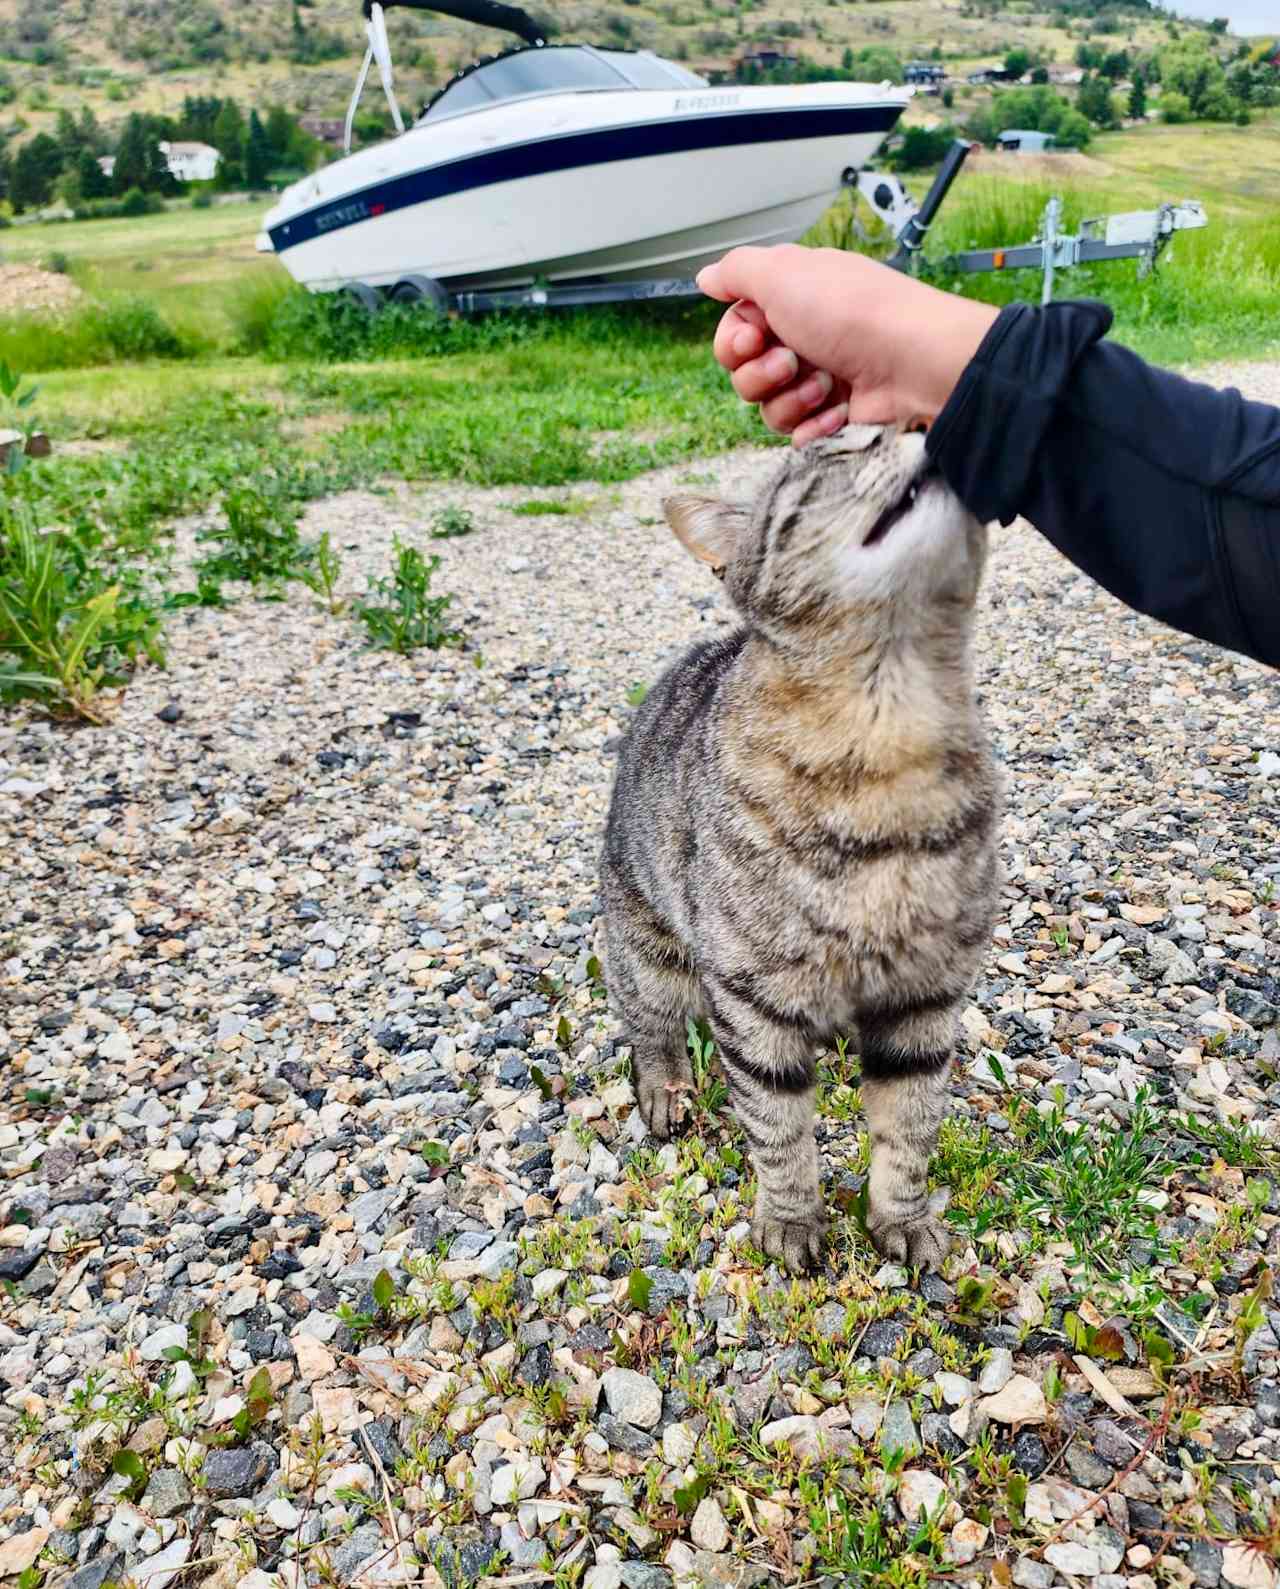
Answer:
xmin=937 ymin=1088 xmax=1175 ymax=1277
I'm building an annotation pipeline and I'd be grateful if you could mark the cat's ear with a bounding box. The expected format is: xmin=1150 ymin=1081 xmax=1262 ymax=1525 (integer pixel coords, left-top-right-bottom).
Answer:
xmin=663 ymin=496 xmax=748 ymax=578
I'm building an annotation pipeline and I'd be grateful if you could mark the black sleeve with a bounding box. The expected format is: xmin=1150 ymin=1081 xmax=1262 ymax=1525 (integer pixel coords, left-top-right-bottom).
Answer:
xmin=925 ymin=299 xmax=1280 ymax=669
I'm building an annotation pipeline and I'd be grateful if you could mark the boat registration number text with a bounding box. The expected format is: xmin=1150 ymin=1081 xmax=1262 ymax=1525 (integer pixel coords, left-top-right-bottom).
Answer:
xmin=673 ymin=93 xmax=740 ymax=113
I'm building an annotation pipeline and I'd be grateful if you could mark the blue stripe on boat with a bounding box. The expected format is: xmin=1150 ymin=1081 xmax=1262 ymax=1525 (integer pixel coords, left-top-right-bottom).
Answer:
xmin=268 ymin=104 xmax=901 ymax=253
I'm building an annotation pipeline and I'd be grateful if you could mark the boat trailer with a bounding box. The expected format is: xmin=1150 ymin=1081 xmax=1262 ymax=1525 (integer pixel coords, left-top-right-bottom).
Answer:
xmin=338 ymin=137 xmax=1205 ymax=315
xmin=850 ymin=138 xmax=1208 ymax=303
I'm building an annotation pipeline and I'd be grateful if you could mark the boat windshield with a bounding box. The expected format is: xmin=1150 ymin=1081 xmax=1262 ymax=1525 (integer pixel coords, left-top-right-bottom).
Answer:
xmin=425 ymin=45 xmax=705 ymax=118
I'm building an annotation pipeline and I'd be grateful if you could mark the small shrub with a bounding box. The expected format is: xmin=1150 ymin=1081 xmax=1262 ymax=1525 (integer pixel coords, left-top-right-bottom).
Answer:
xmin=355 ymin=539 xmax=458 ymax=653
xmin=0 ymin=363 xmax=164 ymax=719
xmin=191 ymin=189 xmax=213 ymax=209
xmin=1160 ymin=89 xmax=1191 ymax=122
xmin=430 ymin=503 xmax=474 ymax=538
xmin=119 ymin=186 xmax=150 ymax=217
xmin=196 ymin=482 xmax=306 ymax=588
xmin=44 ymin=251 xmax=71 ymax=274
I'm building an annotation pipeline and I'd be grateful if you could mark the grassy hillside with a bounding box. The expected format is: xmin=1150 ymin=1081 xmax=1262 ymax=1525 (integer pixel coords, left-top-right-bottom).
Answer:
xmin=0 ymin=0 xmax=1211 ymax=141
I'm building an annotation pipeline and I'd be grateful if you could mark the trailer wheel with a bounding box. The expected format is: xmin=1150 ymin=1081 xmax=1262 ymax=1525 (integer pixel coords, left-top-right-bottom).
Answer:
xmin=339 ymin=281 xmax=383 ymax=313
xmin=390 ymin=274 xmax=449 ymax=313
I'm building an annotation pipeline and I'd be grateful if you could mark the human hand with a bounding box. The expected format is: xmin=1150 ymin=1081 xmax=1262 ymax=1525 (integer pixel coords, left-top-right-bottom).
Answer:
xmin=697 ymin=246 xmax=998 ymax=446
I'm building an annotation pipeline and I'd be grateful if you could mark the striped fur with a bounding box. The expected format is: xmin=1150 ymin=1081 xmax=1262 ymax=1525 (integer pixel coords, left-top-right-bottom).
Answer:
xmin=601 ymin=426 xmax=1000 ymax=1274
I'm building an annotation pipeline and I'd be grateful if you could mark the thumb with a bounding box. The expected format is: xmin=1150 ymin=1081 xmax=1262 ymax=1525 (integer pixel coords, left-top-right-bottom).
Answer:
xmin=697 ymin=247 xmax=771 ymax=305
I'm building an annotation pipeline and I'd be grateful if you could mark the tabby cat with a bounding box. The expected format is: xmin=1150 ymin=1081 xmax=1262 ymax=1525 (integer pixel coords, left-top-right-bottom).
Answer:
xmin=601 ymin=424 xmax=1000 ymax=1274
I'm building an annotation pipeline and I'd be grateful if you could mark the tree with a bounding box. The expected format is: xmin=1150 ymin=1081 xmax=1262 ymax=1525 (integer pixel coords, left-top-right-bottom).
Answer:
xmin=1128 ymin=72 xmax=1147 ymax=118
xmin=1078 ymin=72 xmax=1116 ymax=127
xmin=10 ymin=132 xmax=63 ymax=211
xmin=76 ymin=144 xmax=110 ymax=200
xmin=0 ymin=143 xmax=12 ymax=209
xmin=211 ymin=99 xmax=245 ymax=185
xmin=1100 ymin=49 xmax=1130 ymax=81
xmin=78 ymin=105 xmax=104 ymax=154
xmin=1159 ymin=34 xmax=1231 ymax=118
xmin=242 ymin=109 xmax=272 ymax=188
xmin=54 ymin=107 xmax=84 ymax=166
xmin=891 ymin=124 xmax=953 ymax=171
xmin=1030 ymin=65 xmax=1048 ymax=84
xmin=265 ymin=104 xmax=295 ymax=162
xmin=840 ymin=46 xmax=853 ymax=72
xmin=1004 ymin=47 xmax=1031 ymax=79
xmin=1160 ymin=89 xmax=1191 ymax=123
xmin=113 ymin=114 xmax=153 ymax=193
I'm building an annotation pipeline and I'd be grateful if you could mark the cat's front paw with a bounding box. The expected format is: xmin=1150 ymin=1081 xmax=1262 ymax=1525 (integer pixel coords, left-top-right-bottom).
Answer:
xmin=635 ymin=1072 xmax=690 ymax=1140
xmin=751 ymin=1208 xmax=828 ymax=1275
xmin=867 ymin=1187 xmax=953 ymax=1272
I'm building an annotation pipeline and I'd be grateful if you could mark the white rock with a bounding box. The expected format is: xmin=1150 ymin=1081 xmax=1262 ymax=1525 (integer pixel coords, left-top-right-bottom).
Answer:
xmin=1223 ymin=1543 xmax=1279 ymax=1589
xmin=267 ymin=1497 xmax=300 ymax=1530
xmin=690 ymin=1496 xmax=730 ymax=1553
xmin=947 ymin=1519 xmax=989 ymax=1565
xmin=587 ymin=1142 xmax=620 ymax=1182
xmin=978 ymin=1347 xmax=1014 ymax=1394
xmin=584 ymin=1568 xmax=623 ymax=1589
xmin=1044 ymin=1542 xmax=1101 ymax=1577
xmin=663 ymin=1422 xmax=697 ymax=1467
xmin=978 ymin=1374 xmax=1046 ymax=1425
xmin=99 ymin=1029 xmax=134 ymax=1062
xmin=1256 ymin=751 xmax=1280 ymax=779
xmin=139 ymin=1323 xmax=187 ymax=1361
xmin=935 ymin=1372 xmax=973 ymax=1406
xmin=601 ymin=1367 xmax=662 ymax=1429
xmin=490 ymin=1458 xmax=545 ymax=1505
xmin=132 ymin=1537 xmax=192 ymax=1589
xmin=531 ymin=1268 xmax=568 ymax=1301
xmin=898 ymin=1469 xmax=948 ymax=1524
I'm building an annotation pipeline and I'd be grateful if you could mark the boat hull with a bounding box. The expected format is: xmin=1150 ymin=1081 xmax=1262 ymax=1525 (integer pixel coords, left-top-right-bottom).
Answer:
xmin=263 ymin=84 xmax=907 ymax=291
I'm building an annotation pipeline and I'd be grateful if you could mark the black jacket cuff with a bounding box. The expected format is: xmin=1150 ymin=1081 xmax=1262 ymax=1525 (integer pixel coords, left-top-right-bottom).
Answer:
xmin=926 ymin=300 xmax=1113 ymax=525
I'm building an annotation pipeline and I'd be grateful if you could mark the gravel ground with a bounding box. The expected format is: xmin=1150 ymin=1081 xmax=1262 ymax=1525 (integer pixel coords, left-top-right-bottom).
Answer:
xmin=3 ymin=362 xmax=1280 ymax=1589
xmin=0 ymin=265 xmax=85 ymax=318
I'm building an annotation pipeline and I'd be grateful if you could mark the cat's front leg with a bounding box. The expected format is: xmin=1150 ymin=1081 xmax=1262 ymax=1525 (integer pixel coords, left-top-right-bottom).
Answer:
xmin=707 ymin=987 xmax=826 ymax=1275
xmin=856 ymin=999 xmax=959 ymax=1270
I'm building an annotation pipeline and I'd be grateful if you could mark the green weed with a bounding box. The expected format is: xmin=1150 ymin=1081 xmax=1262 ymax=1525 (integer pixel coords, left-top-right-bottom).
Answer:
xmin=355 ymin=539 xmax=459 ymax=653
xmin=430 ymin=503 xmax=475 ymax=538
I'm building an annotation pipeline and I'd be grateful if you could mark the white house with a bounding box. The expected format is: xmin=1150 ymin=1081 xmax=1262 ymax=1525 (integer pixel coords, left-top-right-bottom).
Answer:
xmin=159 ymin=140 xmax=220 ymax=182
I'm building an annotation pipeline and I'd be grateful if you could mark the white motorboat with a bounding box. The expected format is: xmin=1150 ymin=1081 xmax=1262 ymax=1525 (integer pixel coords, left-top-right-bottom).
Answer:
xmin=259 ymin=0 xmax=909 ymax=301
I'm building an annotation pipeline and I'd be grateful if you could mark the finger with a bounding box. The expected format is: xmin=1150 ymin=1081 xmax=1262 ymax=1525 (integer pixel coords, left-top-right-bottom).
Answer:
xmin=712 ymin=303 xmax=769 ymax=372
xmin=791 ymin=402 xmax=849 ymax=448
xmin=729 ymin=345 xmax=800 ymax=404
xmin=756 ymin=369 xmax=835 ymax=433
xmin=697 ymin=246 xmax=776 ymax=305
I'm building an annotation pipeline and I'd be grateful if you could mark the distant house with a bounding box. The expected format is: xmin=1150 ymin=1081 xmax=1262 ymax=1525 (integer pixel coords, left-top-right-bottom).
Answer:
xmin=98 ymin=155 xmax=115 ymax=180
xmin=160 ymin=141 xmax=220 ymax=182
xmin=736 ymin=49 xmax=798 ymax=74
xmin=1048 ymin=66 xmax=1084 ymax=86
xmin=996 ymin=128 xmax=1056 ymax=153
xmin=300 ymin=116 xmax=346 ymax=147
xmin=904 ymin=62 xmax=946 ymax=86
xmin=967 ymin=65 xmax=1018 ymax=85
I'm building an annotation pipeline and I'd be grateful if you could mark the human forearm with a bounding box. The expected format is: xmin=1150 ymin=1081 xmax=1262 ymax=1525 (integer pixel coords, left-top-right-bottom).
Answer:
xmin=927 ymin=301 xmax=1280 ymax=667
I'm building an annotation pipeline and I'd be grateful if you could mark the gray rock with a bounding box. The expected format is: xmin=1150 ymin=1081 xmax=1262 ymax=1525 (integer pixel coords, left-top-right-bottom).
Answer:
xmin=141 ymin=1467 xmax=191 ymax=1517
xmin=597 ymin=1413 xmax=656 ymax=1456
xmin=1065 ymin=1442 xmax=1115 ymax=1489
xmin=449 ymin=1229 xmax=495 ymax=1261
xmin=620 ymin=1566 xmax=674 ymax=1589
xmin=330 ymin=1522 xmax=386 ymax=1584
xmin=1186 ymin=1540 xmax=1224 ymax=1587
xmin=202 ymin=1442 xmax=272 ymax=1498
xmin=601 ymin=1367 xmax=662 ymax=1429
xmin=62 ymin=1553 xmax=125 ymax=1589
xmin=640 ymin=1268 xmax=688 ymax=1316
xmin=879 ymin=1400 xmax=920 ymax=1459
xmin=1226 ymin=985 xmax=1278 ymax=1027
xmin=1011 ymin=1558 xmax=1054 ymax=1589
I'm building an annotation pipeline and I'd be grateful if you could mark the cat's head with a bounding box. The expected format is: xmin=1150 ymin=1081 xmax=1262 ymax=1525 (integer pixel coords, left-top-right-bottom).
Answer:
xmin=664 ymin=424 xmax=986 ymax=651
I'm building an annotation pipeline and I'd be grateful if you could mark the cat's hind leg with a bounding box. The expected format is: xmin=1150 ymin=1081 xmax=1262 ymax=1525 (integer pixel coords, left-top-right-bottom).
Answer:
xmin=601 ymin=880 xmax=697 ymax=1141
xmin=704 ymin=974 xmax=826 ymax=1275
xmin=855 ymin=996 xmax=960 ymax=1270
